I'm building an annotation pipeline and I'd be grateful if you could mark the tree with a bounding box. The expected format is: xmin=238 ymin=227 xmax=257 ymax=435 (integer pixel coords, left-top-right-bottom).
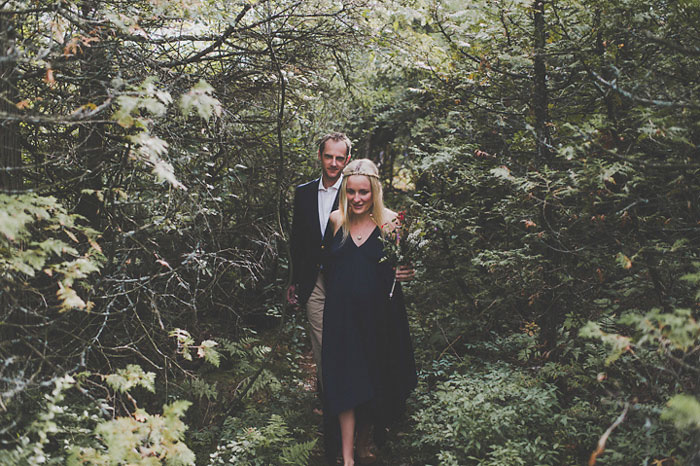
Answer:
xmin=0 ymin=11 xmax=21 ymax=191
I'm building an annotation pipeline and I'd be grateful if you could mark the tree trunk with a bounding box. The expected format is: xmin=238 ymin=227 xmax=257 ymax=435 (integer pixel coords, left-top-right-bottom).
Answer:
xmin=0 ymin=14 xmax=21 ymax=192
xmin=532 ymin=1 xmax=560 ymax=347
xmin=74 ymin=2 xmax=106 ymax=226
xmin=532 ymin=0 xmax=551 ymax=161
xmin=593 ymin=9 xmax=623 ymax=152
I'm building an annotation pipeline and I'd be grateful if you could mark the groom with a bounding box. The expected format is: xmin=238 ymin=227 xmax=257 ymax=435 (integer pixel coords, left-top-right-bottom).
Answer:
xmin=287 ymin=132 xmax=352 ymax=389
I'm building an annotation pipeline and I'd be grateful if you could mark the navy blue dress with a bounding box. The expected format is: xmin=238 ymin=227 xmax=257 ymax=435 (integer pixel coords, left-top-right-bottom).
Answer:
xmin=321 ymin=225 xmax=417 ymax=460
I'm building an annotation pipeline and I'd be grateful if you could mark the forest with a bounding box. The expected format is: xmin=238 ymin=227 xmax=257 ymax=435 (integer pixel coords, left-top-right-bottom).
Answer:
xmin=1 ymin=0 xmax=699 ymax=464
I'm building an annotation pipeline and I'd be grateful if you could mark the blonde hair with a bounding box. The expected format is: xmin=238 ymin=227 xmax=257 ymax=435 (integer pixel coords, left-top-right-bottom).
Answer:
xmin=338 ymin=159 xmax=390 ymax=244
xmin=318 ymin=132 xmax=352 ymax=157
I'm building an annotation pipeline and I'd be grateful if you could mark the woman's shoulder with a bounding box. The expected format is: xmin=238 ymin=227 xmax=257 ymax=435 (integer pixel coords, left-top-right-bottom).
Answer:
xmin=329 ymin=209 xmax=342 ymax=226
xmin=329 ymin=209 xmax=343 ymax=234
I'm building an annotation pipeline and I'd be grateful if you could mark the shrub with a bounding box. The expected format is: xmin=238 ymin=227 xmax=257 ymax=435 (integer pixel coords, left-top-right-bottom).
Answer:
xmin=410 ymin=362 xmax=564 ymax=465
xmin=208 ymin=414 xmax=315 ymax=466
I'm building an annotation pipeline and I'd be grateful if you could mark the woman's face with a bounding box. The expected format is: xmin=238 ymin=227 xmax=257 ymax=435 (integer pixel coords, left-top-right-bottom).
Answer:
xmin=346 ymin=175 xmax=373 ymax=216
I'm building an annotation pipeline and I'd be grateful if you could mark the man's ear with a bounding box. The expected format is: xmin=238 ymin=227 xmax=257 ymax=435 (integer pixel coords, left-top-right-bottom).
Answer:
xmin=317 ymin=150 xmax=323 ymax=162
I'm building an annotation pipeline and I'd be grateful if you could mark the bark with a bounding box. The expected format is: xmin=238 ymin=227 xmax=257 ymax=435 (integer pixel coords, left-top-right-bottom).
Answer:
xmin=532 ymin=0 xmax=551 ymax=161
xmin=0 ymin=14 xmax=21 ymax=192
xmin=594 ymin=9 xmax=621 ymax=149
xmin=533 ymin=1 xmax=560 ymax=346
xmin=74 ymin=2 xmax=106 ymax=226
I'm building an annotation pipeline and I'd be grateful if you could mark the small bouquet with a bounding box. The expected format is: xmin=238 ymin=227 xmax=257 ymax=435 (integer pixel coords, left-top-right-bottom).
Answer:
xmin=380 ymin=209 xmax=427 ymax=299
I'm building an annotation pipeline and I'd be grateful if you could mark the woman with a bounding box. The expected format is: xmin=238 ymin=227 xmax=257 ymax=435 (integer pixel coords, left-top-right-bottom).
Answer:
xmin=322 ymin=159 xmax=417 ymax=466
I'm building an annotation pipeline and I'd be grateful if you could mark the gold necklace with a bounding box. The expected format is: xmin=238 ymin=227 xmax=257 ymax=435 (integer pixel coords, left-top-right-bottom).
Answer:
xmin=354 ymin=215 xmax=374 ymax=241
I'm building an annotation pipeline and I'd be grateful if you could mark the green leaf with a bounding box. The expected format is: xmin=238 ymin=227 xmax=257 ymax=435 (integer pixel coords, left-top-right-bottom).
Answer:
xmin=179 ymin=79 xmax=222 ymax=121
xmin=197 ymin=340 xmax=221 ymax=367
xmin=163 ymin=400 xmax=192 ymax=419
xmin=615 ymin=252 xmax=633 ymax=269
xmin=105 ymin=364 xmax=156 ymax=393
xmin=661 ymin=394 xmax=700 ymax=430
xmin=57 ymin=281 xmax=86 ymax=311
xmin=579 ymin=322 xmax=632 ymax=365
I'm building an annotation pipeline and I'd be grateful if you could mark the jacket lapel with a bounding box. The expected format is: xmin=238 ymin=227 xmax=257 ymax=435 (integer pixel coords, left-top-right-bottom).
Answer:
xmin=310 ymin=178 xmax=322 ymax=242
xmin=331 ymin=189 xmax=340 ymax=211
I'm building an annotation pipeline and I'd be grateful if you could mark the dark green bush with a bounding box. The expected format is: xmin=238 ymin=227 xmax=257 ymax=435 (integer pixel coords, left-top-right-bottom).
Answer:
xmin=410 ymin=361 xmax=564 ymax=465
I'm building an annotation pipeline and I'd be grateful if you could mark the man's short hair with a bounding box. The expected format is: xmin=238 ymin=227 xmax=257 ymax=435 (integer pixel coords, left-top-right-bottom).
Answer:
xmin=318 ymin=132 xmax=352 ymax=157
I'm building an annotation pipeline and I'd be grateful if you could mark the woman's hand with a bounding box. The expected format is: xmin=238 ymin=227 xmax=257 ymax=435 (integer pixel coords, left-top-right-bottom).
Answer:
xmin=395 ymin=264 xmax=415 ymax=282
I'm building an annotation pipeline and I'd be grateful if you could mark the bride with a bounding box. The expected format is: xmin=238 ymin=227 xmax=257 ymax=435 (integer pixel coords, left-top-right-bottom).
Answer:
xmin=321 ymin=159 xmax=416 ymax=465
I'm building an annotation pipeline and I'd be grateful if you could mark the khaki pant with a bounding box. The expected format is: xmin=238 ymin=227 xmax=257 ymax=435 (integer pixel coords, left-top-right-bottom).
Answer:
xmin=306 ymin=274 xmax=325 ymax=387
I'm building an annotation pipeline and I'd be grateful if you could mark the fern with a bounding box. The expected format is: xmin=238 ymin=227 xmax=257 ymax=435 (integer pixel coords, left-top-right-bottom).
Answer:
xmin=186 ymin=377 xmax=219 ymax=401
xmin=104 ymin=364 xmax=156 ymax=393
xmin=245 ymin=369 xmax=281 ymax=399
xmin=209 ymin=414 xmax=315 ymax=466
xmin=0 ymin=193 xmax=104 ymax=311
xmin=279 ymin=439 xmax=317 ymax=465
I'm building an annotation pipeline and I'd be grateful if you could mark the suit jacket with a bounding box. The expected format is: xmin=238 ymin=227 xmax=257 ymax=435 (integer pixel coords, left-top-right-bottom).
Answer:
xmin=290 ymin=178 xmax=340 ymax=305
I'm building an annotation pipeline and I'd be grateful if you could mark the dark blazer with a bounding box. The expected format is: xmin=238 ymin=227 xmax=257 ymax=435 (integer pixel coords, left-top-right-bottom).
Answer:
xmin=290 ymin=178 xmax=340 ymax=305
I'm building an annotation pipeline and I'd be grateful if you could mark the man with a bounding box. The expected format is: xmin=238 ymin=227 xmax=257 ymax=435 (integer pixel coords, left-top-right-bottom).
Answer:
xmin=287 ymin=132 xmax=352 ymax=389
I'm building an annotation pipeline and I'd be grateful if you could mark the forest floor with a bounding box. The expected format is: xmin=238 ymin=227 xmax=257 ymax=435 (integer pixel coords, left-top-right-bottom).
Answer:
xmin=297 ymin=349 xmax=414 ymax=466
xmin=197 ymin=314 xmax=420 ymax=465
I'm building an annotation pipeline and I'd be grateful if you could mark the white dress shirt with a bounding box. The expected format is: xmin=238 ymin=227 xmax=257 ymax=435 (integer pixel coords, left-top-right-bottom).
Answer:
xmin=318 ymin=176 xmax=342 ymax=237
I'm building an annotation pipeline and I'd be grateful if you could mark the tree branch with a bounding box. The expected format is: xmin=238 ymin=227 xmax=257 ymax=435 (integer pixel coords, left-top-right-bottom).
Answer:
xmin=589 ymin=403 xmax=629 ymax=466
xmin=644 ymin=31 xmax=700 ymax=56
xmin=159 ymin=3 xmax=253 ymax=68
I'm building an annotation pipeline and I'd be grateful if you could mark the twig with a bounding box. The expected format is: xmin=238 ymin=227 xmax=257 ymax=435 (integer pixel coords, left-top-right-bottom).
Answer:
xmin=437 ymin=335 xmax=462 ymax=361
xmin=431 ymin=4 xmax=529 ymax=80
xmin=643 ymin=31 xmax=700 ymax=56
xmin=158 ymin=4 xmax=252 ymax=68
xmin=589 ymin=402 xmax=630 ymax=466
xmin=590 ymin=71 xmax=700 ymax=110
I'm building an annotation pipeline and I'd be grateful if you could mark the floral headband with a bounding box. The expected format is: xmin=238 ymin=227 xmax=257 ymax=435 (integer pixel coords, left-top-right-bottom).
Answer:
xmin=342 ymin=165 xmax=380 ymax=179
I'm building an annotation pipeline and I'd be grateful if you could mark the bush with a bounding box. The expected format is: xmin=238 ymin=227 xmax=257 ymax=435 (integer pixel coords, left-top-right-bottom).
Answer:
xmin=410 ymin=361 xmax=564 ymax=465
xmin=208 ymin=414 xmax=315 ymax=466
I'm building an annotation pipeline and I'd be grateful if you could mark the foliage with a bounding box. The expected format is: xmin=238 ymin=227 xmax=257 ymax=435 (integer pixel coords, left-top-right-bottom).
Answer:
xmin=2 ymin=0 xmax=699 ymax=463
xmin=0 ymin=376 xmax=77 ymax=465
xmin=2 ymin=0 xmax=367 ymax=460
xmin=581 ymin=267 xmax=700 ymax=454
xmin=170 ymin=329 xmax=221 ymax=367
xmin=341 ymin=0 xmax=700 ymax=462
xmin=411 ymin=362 xmax=565 ymax=464
xmin=662 ymin=395 xmax=700 ymax=430
xmin=69 ymin=400 xmax=195 ymax=466
xmin=0 ymin=368 xmax=197 ymax=466
xmin=104 ymin=364 xmax=157 ymax=394
xmin=208 ymin=414 xmax=316 ymax=466
xmin=402 ymin=339 xmax=689 ymax=465
xmin=215 ymin=336 xmax=280 ymax=399
xmin=0 ymin=193 xmax=104 ymax=311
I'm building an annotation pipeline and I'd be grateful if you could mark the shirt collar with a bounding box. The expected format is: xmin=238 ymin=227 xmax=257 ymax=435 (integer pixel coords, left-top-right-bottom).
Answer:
xmin=318 ymin=175 xmax=343 ymax=192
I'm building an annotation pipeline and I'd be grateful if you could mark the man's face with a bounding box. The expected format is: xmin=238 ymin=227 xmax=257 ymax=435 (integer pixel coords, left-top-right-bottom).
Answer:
xmin=318 ymin=139 xmax=349 ymax=184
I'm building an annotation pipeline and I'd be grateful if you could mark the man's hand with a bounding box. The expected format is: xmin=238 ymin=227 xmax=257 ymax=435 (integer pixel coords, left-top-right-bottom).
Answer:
xmin=395 ymin=264 xmax=415 ymax=282
xmin=286 ymin=284 xmax=299 ymax=306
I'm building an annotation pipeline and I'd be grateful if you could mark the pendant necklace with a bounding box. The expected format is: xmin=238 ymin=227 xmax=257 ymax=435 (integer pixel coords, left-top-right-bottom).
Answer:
xmin=356 ymin=213 xmax=373 ymax=242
